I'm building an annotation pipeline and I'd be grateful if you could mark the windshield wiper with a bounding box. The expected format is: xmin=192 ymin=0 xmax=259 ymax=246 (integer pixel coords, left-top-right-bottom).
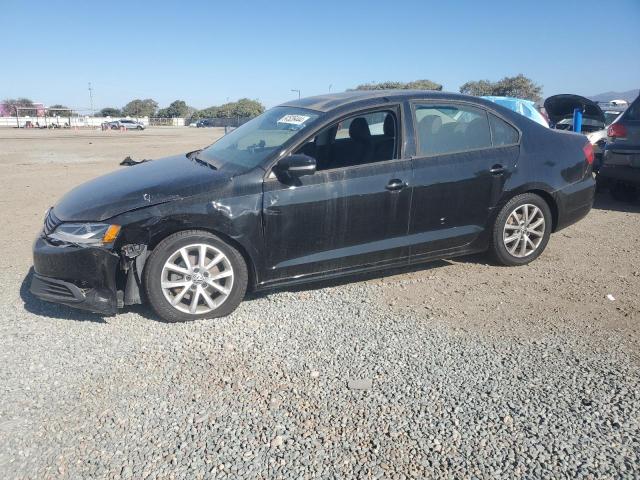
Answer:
xmin=192 ymin=154 xmax=217 ymax=170
xmin=186 ymin=148 xmax=217 ymax=169
xmin=186 ymin=148 xmax=202 ymax=159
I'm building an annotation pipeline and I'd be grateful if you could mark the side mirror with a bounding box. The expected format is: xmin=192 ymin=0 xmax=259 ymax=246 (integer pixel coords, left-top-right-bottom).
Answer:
xmin=275 ymin=154 xmax=316 ymax=178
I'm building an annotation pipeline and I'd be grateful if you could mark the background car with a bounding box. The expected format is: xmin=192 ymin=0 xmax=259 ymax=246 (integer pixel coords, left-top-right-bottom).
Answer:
xmin=599 ymin=94 xmax=640 ymax=201
xmin=544 ymin=94 xmax=605 ymax=134
xmin=481 ymin=96 xmax=549 ymax=127
xmin=110 ymin=119 xmax=145 ymax=130
xmin=544 ymin=94 xmax=627 ymax=171
xmin=196 ymin=118 xmax=215 ymax=128
xmin=588 ymin=105 xmax=626 ymax=172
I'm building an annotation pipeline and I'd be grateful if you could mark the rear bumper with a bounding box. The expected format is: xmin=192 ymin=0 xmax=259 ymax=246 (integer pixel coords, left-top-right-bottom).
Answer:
xmin=554 ymin=175 xmax=595 ymax=231
xmin=30 ymin=236 xmax=120 ymax=314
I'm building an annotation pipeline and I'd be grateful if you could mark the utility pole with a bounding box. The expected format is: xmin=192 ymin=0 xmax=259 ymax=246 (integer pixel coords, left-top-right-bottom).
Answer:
xmin=88 ymin=82 xmax=94 ymax=115
xmin=291 ymin=89 xmax=301 ymax=99
xmin=328 ymin=84 xmax=332 ymax=92
xmin=88 ymin=82 xmax=94 ymax=113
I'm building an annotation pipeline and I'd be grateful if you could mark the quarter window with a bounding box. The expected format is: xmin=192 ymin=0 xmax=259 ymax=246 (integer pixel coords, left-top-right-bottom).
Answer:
xmin=489 ymin=114 xmax=519 ymax=146
xmin=414 ymin=104 xmax=491 ymax=156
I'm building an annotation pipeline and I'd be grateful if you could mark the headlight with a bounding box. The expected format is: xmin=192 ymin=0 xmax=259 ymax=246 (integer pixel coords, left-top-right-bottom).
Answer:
xmin=49 ymin=223 xmax=121 ymax=245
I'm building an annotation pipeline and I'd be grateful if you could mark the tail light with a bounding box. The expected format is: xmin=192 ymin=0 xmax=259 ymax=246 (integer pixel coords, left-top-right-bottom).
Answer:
xmin=582 ymin=142 xmax=594 ymax=165
xmin=608 ymin=122 xmax=627 ymax=139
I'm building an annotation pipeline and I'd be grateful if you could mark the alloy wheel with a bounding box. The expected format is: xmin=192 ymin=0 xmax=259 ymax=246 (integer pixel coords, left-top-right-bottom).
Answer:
xmin=503 ymin=204 xmax=545 ymax=258
xmin=161 ymin=243 xmax=234 ymax=314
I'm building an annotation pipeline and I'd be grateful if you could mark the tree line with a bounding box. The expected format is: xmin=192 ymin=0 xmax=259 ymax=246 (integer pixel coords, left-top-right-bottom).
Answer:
xmin=2 ymin=75 xmax=542 ymax=120
xmin=0 ymin=97 xmax=265 ymax=120
xmin=97 ymin=98 xmax=265 ymax=121
xmin=352 ymin=74 xmax=542 ymax=102
xmin=1 ymin=98 xmax=73 ymax=116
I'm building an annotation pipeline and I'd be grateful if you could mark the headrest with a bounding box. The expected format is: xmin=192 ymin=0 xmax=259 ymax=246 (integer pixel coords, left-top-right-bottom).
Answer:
xmin=383 ymin=114 xmax=395 ymax=137
xmin=419 ymin=114 xmax=442 ymax=134
xmin=349 ymin=117 xmax=371 ymax=141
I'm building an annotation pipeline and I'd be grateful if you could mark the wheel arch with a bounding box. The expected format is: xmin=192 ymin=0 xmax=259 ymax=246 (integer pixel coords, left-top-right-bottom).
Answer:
xmin=526 ymin=189 xmax=559 ymax=232
xmin=497 ymin=186 xmax=558 ymax=232
xmin=145 ymin=224 xmax=259 ymax=291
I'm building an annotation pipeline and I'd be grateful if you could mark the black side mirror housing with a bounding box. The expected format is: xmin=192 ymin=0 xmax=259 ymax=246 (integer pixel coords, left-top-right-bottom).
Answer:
xmin=275 ymin=154 xmax=316 ymax=178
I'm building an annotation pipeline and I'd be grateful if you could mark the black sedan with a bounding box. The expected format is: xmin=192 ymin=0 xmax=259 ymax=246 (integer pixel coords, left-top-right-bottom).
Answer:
xmin=31 ymin=91 xmax=595 ymax=322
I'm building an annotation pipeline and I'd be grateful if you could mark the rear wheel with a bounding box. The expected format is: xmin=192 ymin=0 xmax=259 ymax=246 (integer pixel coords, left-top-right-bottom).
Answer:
xmin=489 ymin=193 xmax=552 ymax=266
xmin=144 ymin=231 xmax=248 ymax=322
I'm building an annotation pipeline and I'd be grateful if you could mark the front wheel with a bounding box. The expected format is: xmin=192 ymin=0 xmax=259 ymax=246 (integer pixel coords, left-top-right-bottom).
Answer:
xmin=489 ymin=193 xmax=552 ymax=266
xmin=143 ymin=231 xmax=248 ymax=322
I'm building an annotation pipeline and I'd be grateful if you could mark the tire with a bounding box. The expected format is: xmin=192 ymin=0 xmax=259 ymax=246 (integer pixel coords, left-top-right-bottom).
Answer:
xmin=143 ymin=230 xmax=248 ymax=322
xmin=137 ymin=126 xmax=143 ymax=130
xmin=610 ymin=182 xmax=639 ymax=203
xmin=489 ymin=193 xmax=552 ymax=266
xmin=595 ymin=173 xmax=609 ymax=193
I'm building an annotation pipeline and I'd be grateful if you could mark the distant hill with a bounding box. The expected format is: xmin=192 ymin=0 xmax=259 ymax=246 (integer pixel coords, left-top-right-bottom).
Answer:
xmin=589 ymin=89 xmax=638 ymax=103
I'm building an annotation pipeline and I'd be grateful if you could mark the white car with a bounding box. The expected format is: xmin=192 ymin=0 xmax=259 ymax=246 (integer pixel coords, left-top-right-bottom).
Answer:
xmin=110 ymin=119 xmax=145 ymax=130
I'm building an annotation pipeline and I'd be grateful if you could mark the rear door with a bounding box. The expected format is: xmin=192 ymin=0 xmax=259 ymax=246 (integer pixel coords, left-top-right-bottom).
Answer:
xmin=261 ymin=106 xmax=413 ymax=284
xmin=408 ymin=101 xmax=520 ymax=258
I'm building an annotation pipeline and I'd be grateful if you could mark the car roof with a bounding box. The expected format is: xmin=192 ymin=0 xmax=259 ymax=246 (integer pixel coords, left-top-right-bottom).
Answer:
xmin=278 ymin=90 xmax=486 ymax=113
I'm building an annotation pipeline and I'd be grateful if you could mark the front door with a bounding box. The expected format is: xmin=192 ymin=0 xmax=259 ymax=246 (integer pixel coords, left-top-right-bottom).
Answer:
xmin=261 ymin=108 xmax=413 ymax=284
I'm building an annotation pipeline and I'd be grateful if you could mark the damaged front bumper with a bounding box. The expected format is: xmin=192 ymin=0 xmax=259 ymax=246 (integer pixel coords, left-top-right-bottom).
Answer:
xmin=30 ymin=236 xmax=120 ymax=314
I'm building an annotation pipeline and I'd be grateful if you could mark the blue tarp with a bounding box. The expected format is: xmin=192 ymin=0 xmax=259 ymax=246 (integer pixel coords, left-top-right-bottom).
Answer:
xmin=482 ymin=96 xmax=549 ymax=127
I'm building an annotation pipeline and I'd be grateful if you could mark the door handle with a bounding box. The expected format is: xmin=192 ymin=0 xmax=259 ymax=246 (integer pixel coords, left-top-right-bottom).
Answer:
xmin=489 ymin=164 xmax=506 ymax=175
xmin=385 ymin=179 xmax=406 ymax=191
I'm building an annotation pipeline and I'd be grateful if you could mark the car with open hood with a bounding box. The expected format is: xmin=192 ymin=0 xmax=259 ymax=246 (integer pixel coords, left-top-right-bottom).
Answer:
xmin=544 ymin=94 xmax=607 ymax=134
xmin=31 ymin=90 xmax=595 ymax=322
xmin=544 ymin=94 xmax=622 ymax=170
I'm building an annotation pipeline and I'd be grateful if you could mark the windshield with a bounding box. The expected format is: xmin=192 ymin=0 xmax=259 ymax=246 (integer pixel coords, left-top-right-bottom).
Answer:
xmin=604 ymin=111 xmax=622 ymax=125
xmin=197 ymin=106 xmax=320 ymax=170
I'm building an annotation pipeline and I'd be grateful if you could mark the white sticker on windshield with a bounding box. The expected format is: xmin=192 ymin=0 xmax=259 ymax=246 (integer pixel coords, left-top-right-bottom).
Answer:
xmin=277 ymin=114 xmax=310 ymax=125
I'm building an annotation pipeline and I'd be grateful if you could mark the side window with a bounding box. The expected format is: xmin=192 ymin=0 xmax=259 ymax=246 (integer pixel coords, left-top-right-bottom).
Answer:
xmin=414 ymin=104 xmax=491 ymax=156
xmin=489 ymin=114 xmax=519 ymax=146
xmin=295 ymin=110 xmax=397 ymax=171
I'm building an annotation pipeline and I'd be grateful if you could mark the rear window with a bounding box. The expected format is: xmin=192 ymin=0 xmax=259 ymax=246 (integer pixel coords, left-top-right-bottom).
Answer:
xmin=624 ymin=98 xmax=640 ymax=121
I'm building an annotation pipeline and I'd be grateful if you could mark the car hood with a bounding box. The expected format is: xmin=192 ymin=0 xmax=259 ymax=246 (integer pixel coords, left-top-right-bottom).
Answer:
xmin=544 ymin=94 xmax=605 ymax=124
xmin=53 ymin=154 xmax=230 ymax=221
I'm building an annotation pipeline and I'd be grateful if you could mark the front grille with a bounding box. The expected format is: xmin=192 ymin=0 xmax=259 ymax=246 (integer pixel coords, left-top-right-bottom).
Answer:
xmin=43 ymin=209 xmax=61 ymax=236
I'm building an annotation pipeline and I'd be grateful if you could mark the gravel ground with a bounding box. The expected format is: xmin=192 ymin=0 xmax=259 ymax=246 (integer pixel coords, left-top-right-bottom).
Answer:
xmin=1 ymin=129 xmax=639 ymax=479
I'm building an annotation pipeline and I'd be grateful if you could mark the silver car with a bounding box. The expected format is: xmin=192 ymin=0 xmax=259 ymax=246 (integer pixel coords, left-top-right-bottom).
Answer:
xmin=110 ymin=119 xmax=145 ymax=130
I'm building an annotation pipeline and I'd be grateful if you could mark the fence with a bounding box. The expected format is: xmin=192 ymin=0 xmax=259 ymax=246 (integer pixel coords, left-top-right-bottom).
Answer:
xmin=149 ymin=117 xmax=185 ymax=127
xmin=192 ymin=117 xmax=253 ymax=127
xmin=0 ymin=115 xmax=150 ymax=128
xmin=0 ymin=115 xmax=253 ymax=128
